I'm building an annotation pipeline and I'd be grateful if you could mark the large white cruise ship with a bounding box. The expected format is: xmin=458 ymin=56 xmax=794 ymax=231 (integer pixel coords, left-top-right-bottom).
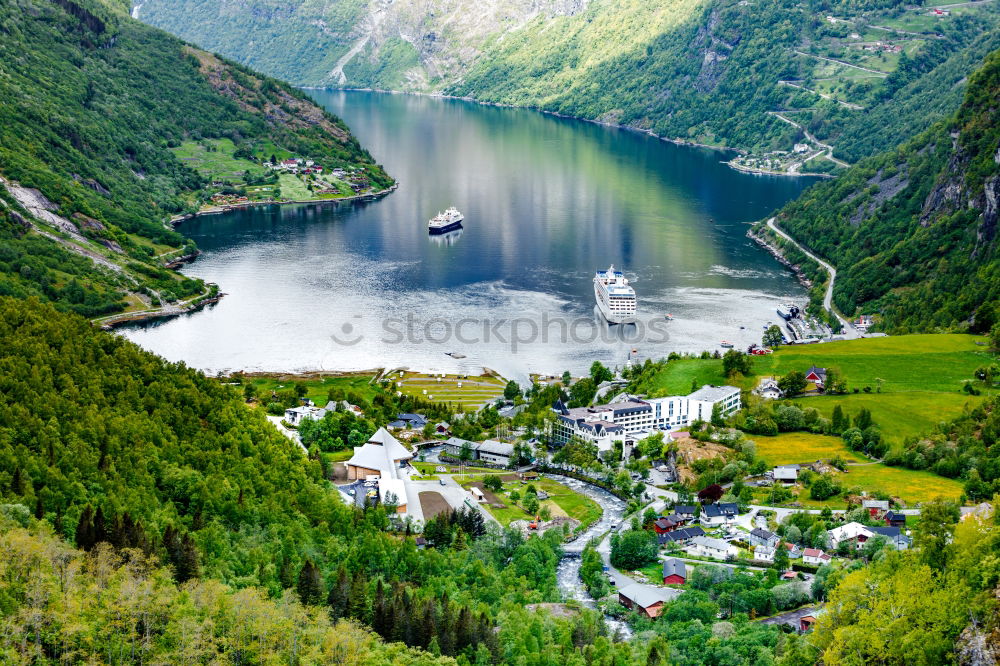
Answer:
xmin=594 ymin=265 xmax=637 ymax=324
xmin=428 ymin=207 xmax=464 ymax=234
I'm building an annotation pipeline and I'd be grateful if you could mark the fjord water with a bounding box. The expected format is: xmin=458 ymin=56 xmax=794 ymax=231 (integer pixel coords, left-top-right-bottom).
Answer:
xmin=122 ymin=91 xmax=816 ymax=378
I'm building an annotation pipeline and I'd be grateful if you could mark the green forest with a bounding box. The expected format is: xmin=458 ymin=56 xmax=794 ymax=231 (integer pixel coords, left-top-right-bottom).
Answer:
xmin=0 ymin=0 xmax=390 ymax=318
xmin=760 ymin=48 xmax=1000 ymax=332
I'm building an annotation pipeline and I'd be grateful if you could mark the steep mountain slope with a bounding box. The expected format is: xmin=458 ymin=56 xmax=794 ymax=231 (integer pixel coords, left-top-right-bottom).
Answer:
xmin=137 ymin=0 xmax=1000 ymax=166
xmin=0 ymin=0 xmax=390 ymax=319
xmin=759 ymin=49 xmax=1000 ymax=333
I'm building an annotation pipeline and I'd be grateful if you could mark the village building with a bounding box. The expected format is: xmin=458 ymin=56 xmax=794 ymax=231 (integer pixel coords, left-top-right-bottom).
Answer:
xmin=552 ymin=385 xmax=741 ymax=450
xmin=773 ymin=465 xmax=799 ymax=484
xmin=784 ymin=542 xmax=802 ymax=559
xmin=672 ymin=505 xmax=697 ymax=521
xmin=686 ymin=536 xmax=738 ymax=560
xmin=701 ymin=502 xmax=739 ymax=526
xmin=868 ymin=526 xmax=911 ymax=550
xmin=804 ymin=366 xmax=827 ymax=387
xmin=884 ymin=510 xmax=906 ymax=527
xmin=662 ymin=558 xmax=687 ymax=585
xmin=653 ymin=513 xmax=688 ymax=534
xmin=749 ymin=528 xmax=779 ymax=549
xmin=388 ymin=413 xmax=428 ymax=430
xmin=862 ymin=499 xmax=890 ymax=518
xmin=802 ymin=548 xmax=832 ymax=565
xmin=754 ymin=546 xmax=775 ymax=562
xmin=617 ymin=583 xmax=678 ymax=618
xmin=443 ymin=437 xmax=515 ymax=466
xmin=828 ymin=522 xmax=873 ymax=550
xmin=658 ymin=526 xmax=705 ymax=547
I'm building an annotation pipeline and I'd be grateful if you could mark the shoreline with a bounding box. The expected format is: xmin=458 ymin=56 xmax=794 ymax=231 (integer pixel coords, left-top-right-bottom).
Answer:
xmin=726 ymin=159 xmax=835 ymax=179
xmin=314 ymin=86 xmax=797 ymax=162
xmin=95 ymin=288 xmax=225 ymax=330
xmin=168 ymin=182 xmax=399 ymax=227
xmin=747 ymin=226 xmax=815 ymax=291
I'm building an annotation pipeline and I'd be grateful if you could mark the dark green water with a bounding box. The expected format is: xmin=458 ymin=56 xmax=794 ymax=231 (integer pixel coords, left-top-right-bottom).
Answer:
xmin=122 ymin=91 xmax=817 ymax=377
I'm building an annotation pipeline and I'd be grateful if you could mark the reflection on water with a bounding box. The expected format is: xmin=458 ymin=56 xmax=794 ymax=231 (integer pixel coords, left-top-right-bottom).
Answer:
xmin=428 ymin=227 xmax=463 ymax=246
xmin=120 ymin=91 xmax=818 ymax=378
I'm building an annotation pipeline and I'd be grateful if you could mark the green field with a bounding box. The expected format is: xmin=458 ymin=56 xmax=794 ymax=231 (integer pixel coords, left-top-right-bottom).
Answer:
xmin=752 ymin=432 xmax=964 ymax=506
xmin=463 ymin=477 xmax=602 ymax=530
xmin=790 ymin=392 xmax=981 ymax=443
xmin=643 ymin=334 xmax=991 ymax=442
xmin=243 ymin=372 xmax=380 ymax=407
xmin=172 ymin=138 xmax=267 ymax=183
xmin=753 ymin=433 xmax=869 ymax=465
xmin=395 ymin=372 xmax=507 ymax=411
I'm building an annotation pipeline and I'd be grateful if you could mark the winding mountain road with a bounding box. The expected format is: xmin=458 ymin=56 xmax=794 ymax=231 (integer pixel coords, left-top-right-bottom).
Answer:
xmin=765 ymin=217 xmax=857 ymax=336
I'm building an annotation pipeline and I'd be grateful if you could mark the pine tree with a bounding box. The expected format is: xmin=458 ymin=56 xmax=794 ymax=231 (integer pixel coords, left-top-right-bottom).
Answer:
xmin=176 ymin=532 xmax=200 ymax=582
xmin=831 ymin=405 xmax=846 ymax=433
xmin=75 ymin=505 xmax=95 ymax=551
xmin=296 ymin=559 xmax=324 ymax=605
xmin=326 ymin=566 xmax=350 ymax=620
xmin=93 ymin=506 xmax=107 ymax=545
xmin=347 ymin=570 xmax=368 ymax=621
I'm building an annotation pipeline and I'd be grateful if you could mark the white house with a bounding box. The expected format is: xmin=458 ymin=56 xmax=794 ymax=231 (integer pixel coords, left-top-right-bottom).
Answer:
xmin=802 ymin=548 xmax=832 ymax=565
xmin=828 ymin=522 xmax=874 ymax=550
xmin=686 ymin=536 xmax=738 ymax=560
xmin=284 ymin=405 xmax=326 ymax=426
xmin=773 ymin=466 xmax=799 ymax=484
xmin=754 ymin=546 xmax=776 ymax=562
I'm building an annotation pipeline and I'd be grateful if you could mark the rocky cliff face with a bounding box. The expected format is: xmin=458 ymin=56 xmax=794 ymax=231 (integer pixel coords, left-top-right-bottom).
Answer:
xmin=137 ymin=0 xmax=589 ymax=89
xmin=771 ymin=49 xmax=1000 ymax=332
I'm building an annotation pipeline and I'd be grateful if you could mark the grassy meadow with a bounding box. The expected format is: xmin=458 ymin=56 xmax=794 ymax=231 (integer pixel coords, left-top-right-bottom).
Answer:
xmin=394 ymin=371 xmax=507 ymax=412
xmin=644 ymin=334 xmax=991 ymax=444
xmin=242 ymin=372 xmax=380 ymax=407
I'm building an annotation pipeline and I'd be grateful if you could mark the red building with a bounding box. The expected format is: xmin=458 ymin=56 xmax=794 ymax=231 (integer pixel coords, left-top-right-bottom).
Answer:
xmin=662 ymin=558 xmax=687 ymax=585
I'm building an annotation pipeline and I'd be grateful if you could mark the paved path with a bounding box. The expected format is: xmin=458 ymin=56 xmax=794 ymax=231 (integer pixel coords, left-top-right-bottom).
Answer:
xmin=792 ymin=50 xmax=889 ymax=76
xmin=765 ymin=217 xmax=858 ymax=337
xmin=778 ymin=81 xmax=864 ymax=110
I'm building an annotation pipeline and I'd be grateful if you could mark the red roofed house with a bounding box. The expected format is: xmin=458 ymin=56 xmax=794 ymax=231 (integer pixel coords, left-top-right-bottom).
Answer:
xmin=662 ymin=558 xmax=687 ymax=585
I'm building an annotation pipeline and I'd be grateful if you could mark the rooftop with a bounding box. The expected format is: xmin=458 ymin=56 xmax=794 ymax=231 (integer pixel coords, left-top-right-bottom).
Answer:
xmin=687 ymin=385 xmax=740 ymax=402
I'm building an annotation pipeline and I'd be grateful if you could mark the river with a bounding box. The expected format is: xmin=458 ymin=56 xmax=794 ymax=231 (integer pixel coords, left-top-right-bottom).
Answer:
xmin=121 ymin=91 xmax=818 ymax=378
xmin=546 ymin=474 xmax=632 ymax=638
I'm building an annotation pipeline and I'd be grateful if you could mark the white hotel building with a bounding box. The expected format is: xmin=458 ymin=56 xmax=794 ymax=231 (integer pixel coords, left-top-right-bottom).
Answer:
xmin=553 ymin=385 xmax=741 ymax=452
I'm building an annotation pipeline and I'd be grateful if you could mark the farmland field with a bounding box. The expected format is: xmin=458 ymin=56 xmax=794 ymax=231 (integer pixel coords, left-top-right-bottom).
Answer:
xmin=789 ymin=392 xmax=981 ymax=443
xmin=171 ymin=138 xmax=267 ymax=182
xmin=752 ymin=433 xmax=869 ymax=465
xmin=638 ymin=334 xmax=991 ymax=443
xmin=394 ymin=371 xmax=507 ymax=411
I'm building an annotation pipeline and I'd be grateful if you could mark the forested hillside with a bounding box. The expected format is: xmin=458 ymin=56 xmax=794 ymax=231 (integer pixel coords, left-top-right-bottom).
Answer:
xmin=137 ymin=0 xmax=1000 ymax=169
xmin=0 ymin=297 xmax=653 ymax=664
xmin=0 ymin=0 xmax=390 ymax=319
xmin=759 ymin=48 xmax=1000 ymax=333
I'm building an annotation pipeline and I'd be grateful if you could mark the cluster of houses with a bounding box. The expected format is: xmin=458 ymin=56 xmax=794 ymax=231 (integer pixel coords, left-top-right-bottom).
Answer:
xmin=284 ymin=399 xmax=364 ymax=426
xmin=755 ymin=365 xmax=829 ymax=400
xmin=264 ymin=158 xmax=326 ymax=176
xmin=552 ymin=385 xmax=742 ymax=452
xmin=643 ymin=496 xmax=910 ymax=570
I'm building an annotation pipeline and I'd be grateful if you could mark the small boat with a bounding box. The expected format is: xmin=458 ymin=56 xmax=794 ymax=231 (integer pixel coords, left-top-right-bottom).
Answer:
xmin=720 ymin=340 xmax=734 ymax=348
xmin=664 ymin=313 xmax=674 ymax=320
xmin=446 ymin=352 xmax=467 ymax=359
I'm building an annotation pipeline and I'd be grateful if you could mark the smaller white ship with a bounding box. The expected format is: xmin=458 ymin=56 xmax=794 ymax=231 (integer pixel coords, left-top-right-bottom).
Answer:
xmin=428 ymin=207 xmax=464 ymax=234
